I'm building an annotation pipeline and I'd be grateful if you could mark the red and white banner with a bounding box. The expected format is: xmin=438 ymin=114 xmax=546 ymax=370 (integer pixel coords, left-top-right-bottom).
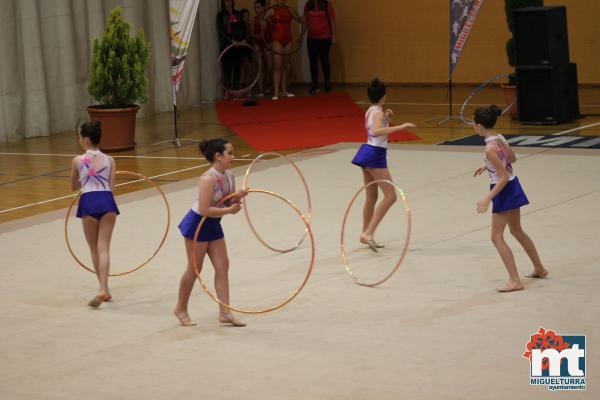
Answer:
xmin=450 ymin=0 xmax=485 ymax=77
xmin=170 ymin=0 xmax=200 ymax=105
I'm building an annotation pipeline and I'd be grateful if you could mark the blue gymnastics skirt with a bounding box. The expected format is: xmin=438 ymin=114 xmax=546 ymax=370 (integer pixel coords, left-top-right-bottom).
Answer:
xmin=490 ymin=176 xmax=529 ymax=213
xmin=351 ymin=144 xmax=387 ymax=169
xmin=76 ymin=191 xmax=120 ymax=220
xmin=178 ymin=209 xmax=224 ymax=242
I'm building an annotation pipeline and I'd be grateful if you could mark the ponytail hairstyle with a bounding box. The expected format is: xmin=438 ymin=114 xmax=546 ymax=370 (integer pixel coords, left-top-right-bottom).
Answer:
xmin=199 ymin=138 xmax=230 ymax=163
xmin=367 ymin=77 xmax=386 ymax=104
xmin=79 ymin=121 xmax=102 ymax=145
xmin=473 ymin=105 xmax=502 ymax=129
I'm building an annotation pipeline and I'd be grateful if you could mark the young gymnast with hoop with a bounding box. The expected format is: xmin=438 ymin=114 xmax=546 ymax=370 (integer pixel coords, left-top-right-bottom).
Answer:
xmin=70 ymin=122 xmax=119 ymax=308
xmin=351 ymin=78 xmax=416 ymax=252
xmin=174 ymin=139 xmax=248 ymax=327
xmin=472 ymin=105 xmax=548 ymax=292
xmin=264 ymin=0 xmax=301 ymax=100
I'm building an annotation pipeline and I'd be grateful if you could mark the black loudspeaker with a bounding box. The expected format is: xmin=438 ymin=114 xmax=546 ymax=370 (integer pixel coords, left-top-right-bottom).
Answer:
xmin=516 ymin=63 xmax=579 ymax=124
xmin=513 ymin=6 xmax=569 ymax=66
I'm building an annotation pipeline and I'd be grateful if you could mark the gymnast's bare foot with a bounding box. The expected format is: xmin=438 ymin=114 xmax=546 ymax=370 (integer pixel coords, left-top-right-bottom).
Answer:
xmin=526 ymin=267 xmax=549 ymax=278
xmin=174 ymin=309 xmax=196 ymax=326
xmin=88 ymin=292 xmax=112 ymax=308
xmin=360 ymin=235 xmax=382 ymax=252
xmin=497 ymin=280 xmax=524 ymax=293
xmin=219 ymin=313 xmax=246 ymax=327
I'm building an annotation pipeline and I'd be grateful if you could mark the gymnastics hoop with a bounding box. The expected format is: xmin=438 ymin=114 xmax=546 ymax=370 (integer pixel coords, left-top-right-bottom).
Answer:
xmin=65 ymin=170 xmax=171 ymax=276
xmin=340 ymin=179 xmax=412 ymax=287
xmin=459 ymin=72 xmax=516 ymax=125
xmin=217 ymin=42 xmax=262 ymax=96
xmin=262 ymin=5 xmax=307 ymax=57
xmin=242 ymin=152 xmax=312 ymax=254
xmin=192 ymin=189 xmax=315 ymax=314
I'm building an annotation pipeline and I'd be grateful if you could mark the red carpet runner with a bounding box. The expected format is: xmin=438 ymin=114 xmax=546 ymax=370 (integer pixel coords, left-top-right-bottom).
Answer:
xmin=216 ymin=93 xmax=420 ymax=151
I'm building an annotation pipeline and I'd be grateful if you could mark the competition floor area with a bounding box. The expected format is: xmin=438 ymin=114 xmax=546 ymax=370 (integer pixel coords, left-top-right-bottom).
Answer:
xmin=0 ymin=136 xmax=598 ymax=399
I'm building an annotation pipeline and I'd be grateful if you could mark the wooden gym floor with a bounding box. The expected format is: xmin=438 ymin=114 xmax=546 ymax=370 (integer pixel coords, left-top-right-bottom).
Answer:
xmin=1 ymin=85 xmax=599 ymax=223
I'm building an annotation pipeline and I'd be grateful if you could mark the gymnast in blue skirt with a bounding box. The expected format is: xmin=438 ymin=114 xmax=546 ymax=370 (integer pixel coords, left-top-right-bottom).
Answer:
xmin=472 ymin=105 xmax=548 ymax=292
xmin=70 ymin=122 xmax=119 ymax=308
xmin=351 ymin=78 xmax=416 ymax=252
xmin=174 ymin=139 xmax=248 ymax=327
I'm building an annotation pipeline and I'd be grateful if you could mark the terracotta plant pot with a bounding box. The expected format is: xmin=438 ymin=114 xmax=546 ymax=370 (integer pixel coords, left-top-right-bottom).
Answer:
xmin=500 ymin=85 xmax=518 ymax=120
xmin=87 ymin=105 xmax=140 ymax=152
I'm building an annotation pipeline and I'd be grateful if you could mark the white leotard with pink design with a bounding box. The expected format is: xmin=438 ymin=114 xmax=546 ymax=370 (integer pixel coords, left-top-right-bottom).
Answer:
xmin=484 ymin=134 xmax=515 ymax=184
xmin=192 ymin=167 xmax=234 ymax=213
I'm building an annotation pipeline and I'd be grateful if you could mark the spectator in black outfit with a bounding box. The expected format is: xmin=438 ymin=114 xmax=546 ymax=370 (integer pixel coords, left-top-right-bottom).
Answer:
xmin=239 ymin=8 xmax=254 ymax=88
xmin=303 ymin=0 xmax=336 ymax=94
xmin=217 ymin=0 xmax=246 ymax=93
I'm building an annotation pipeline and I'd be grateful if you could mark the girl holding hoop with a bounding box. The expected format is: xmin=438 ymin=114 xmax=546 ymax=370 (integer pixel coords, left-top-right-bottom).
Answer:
xmin=264 ymin=0 xmax=301 ymax=100
xmin=473 ymin=105 xmax=548 ymax=292
xmin=351 ymin=78 xmax=416 ymax=252
xmin=174 ymin=139 xmax=248 ymax=327
xmin=70 ymin=122 xmax=119 ymax=308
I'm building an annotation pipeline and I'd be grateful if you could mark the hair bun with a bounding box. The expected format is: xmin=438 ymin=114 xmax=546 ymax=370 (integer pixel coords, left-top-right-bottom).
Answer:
xmin=489 ymin=105 xmax=502 ymax=117
xmin=198 ymin=140 xmax=209 ymax=156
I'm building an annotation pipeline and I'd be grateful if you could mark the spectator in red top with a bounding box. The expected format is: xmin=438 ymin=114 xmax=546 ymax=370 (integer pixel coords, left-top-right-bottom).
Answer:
xmin=303 ymin=0 xmax=336 ymax=94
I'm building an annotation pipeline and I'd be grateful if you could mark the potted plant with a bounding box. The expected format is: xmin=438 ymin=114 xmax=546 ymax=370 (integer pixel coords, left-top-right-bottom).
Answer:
xmin=502 ymin=0 xmax=543 ymax=119
xmin=87 ymin=6 xmax=151 ymax=152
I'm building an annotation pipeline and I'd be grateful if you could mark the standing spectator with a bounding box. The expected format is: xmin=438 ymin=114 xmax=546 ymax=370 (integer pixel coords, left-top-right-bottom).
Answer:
xmin=217 ymin=0 xmax=246 ymax=93
xmin=264 ymin=0 xmax=301 ymax=100
xmin=303 ymin=0 xmax=336 ymax=94
xmin=253 ymin=0 xmax=272 ymax=96
xmin=240 ymin=8 xmax=254 ymax=90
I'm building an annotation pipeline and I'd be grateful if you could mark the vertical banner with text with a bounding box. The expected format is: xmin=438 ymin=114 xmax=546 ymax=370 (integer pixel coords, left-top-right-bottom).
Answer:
xmin=450 ymin=0 xmax=485 ymax=77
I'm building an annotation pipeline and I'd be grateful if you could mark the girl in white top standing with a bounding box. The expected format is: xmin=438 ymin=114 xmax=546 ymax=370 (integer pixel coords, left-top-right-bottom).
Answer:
xmin=473 ymin=105 xmax=548 ymax=292
xmin=70 ymin=122 xmax=119 ymax=308
xmin=174 ymin=139 xmax=248 ymax=327
xmin=351 ymin=78 xmax=416 ymax=252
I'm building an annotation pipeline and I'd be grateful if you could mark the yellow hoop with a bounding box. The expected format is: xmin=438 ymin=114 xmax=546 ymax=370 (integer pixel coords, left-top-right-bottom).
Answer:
xmin=340 ymin=179 xmax=412 ymax=287
xmin=192 ymin=189 xmax=315 ymax=314
xmin=242 ymin=152 xmax=312 ymax=253
xmin=65 ymin=170 xmax=171 ymax=276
